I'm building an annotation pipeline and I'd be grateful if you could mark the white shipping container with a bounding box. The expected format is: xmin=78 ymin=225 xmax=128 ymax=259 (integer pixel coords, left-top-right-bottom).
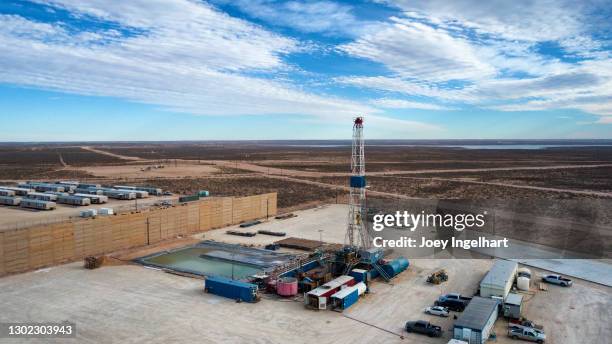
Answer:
xmin=1 ymin=186 xmax=34 ymax=196
xmin=74 ymin=193 xmax=108 ymax=204
xmin=20 ymin=199 xmax=56 ymax=210
xmin=27 ymin=192 xmax=58 ymax=201
xmin=0 ymin=189 xmax=16 ymax=197
xmin=0 ymin=196 xmax=21 ymax=206
xmin=80 ymin=209 xmax=97 ymax=217
xmin=99 ymin=208 xmax=114 ymax=215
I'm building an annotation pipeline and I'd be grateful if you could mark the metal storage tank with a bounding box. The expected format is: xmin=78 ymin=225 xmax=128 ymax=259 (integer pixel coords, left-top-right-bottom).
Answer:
xmin=453 ymin=297 xmax=499 ymax=344
xmin=382 ymin=256 xmax=409 ymax=278
xmin=277 ymin=277 xmax=298 ymax=296
xmin=0 ymin=196 xmax=21 ymax=206
xmin=198 ymin=190 xmax=210 ymax=197
xmin=479 ymin=260 xmax=517 ymax=298
xmin=517 ymin=276 xmax=530 ymax=291
xmin=204 ymin=276 xmax=259 ymax=303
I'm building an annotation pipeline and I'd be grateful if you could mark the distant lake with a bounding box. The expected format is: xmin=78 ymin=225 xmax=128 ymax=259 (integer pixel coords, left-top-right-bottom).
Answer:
xmin=287 ymin=144 xmax=612 ymax=150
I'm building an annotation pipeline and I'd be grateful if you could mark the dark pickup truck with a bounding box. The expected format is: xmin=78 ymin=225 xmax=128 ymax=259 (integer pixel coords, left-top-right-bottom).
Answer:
xmin=434 ymin=293 xmax=472 ymax=312
xmin=405 ymin=320 xmax=443 ymax=337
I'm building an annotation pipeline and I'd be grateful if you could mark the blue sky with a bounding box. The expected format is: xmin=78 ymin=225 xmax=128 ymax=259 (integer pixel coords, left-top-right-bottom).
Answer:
xmin=0 ymin=0 xmax=611 ymax=141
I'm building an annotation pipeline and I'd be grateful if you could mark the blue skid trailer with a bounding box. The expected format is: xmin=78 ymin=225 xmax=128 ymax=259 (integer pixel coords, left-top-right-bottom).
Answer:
xmin=350 ymin=269 xmax=368 ymax=283
xmin=330 ymin=282 xmax=367 ymax=310
xmin=204 ymin=276 xmax=259 ymax=303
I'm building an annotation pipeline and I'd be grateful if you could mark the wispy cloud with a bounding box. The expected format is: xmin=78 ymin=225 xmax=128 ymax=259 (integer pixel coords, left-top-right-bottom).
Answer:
xmin=335 ymin=0 xmax=612 ymax=122
xmin=0 ymin=0 xmax=442 ymax=132
xmin=371 ymin=98 xmax=454 ymax=111
xmin=211 ymin=0 xmax=380 ymax=37
xmin=378 ymin=0 xmax=599 ymax=42
xmin=339 ymin=17 xmax=496 ymax=82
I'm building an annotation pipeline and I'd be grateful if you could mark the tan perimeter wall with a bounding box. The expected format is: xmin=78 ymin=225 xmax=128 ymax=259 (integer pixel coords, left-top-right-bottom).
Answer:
xmin=0 ymin=193 xmax=277 ymax=277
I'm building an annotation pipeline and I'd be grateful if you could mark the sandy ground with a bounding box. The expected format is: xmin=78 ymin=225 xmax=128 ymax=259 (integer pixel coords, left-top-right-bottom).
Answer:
xmin=0 ymin=205 xmax=609 ymax=343
xmin=0 ymin=196 xmax=175 ymax=231
xmin=74 ymin=163 xmax=220 ymax=179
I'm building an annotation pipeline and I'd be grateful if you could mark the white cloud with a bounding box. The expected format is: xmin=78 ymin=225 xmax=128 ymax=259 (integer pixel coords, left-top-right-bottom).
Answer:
xmin=378 ymin=0 xmax=595 ymax=42
xmin=367 ymin=114 xmax=443 ymax=132
xmin=335 ymin=76 xmax=476 ymax=101
xmin=371 ymin=98 xmax=453 ymax=110
xmin=336 ymin=1 xmax=612 ymax=122
xmin=212 ymin=0 xmax=378 ymax=37
xmin=0 ymin=0 xmax=441 ymax=133
xmin=339 ymin=17 xmax=496 ymax=82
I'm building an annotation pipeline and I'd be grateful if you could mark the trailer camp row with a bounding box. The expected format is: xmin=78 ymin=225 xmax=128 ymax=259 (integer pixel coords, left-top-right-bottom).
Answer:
xmin=0 ymin=180 xmax=163 ymax=211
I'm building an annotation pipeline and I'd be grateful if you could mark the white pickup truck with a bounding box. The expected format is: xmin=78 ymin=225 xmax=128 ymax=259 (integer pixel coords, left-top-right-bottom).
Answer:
xmin=508 ymin=327 xmax=546 ymax=343
xmin=541 ymin=274 xmax=573 ymax=287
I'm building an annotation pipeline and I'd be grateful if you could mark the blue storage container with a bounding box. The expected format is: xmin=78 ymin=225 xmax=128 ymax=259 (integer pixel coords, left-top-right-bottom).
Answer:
xmin=204 ymin=276 xmax=258 ymax=302
xmin=332 ymin=287 xmax=359 ymax=309
xmin=350 ymin=176 xmax=366 ymax=188
xmin=350 ymin=268 xmax=368 ymax=283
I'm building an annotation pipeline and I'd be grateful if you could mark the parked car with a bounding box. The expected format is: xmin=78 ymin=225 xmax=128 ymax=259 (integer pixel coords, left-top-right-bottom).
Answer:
xmin=508 ymin=327 xmax=546 ymax=343
xmin=542 ymin=274 xmax=573 ymax=287
xmin=424 ymin=306 xmax=450 ymax=317
xmin=405 ymin=320 xmax=442 ymax=337
xmin=435 ymin=293 xmax=471 ymax=311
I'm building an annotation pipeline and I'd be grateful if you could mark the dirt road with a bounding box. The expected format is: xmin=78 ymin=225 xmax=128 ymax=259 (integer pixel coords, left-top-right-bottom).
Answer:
xmin=81 ymin=146 xmax=144 ymax=161
xmin=391 ymin=175 xmax=612 ymax=197
xmin=212 ymin=160 xmax=612 ymax=178
xmin=210 ymin=160 xmax=612 ymax=198
xmin=265 ymin=174 xmax=416 ymax=199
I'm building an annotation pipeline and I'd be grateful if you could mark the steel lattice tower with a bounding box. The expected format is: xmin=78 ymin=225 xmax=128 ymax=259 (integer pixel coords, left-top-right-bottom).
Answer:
xmin=346 ymin=117 xmax=370 ymax=249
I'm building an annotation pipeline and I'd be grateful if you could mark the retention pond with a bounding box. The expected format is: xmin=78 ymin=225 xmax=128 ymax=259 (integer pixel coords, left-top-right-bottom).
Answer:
xmin=136 ymin=241 xmax=295 ymax=280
